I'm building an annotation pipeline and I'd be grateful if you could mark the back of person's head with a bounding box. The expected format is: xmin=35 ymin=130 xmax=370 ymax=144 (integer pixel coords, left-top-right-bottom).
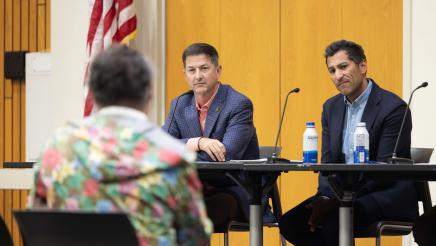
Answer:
xmin=182 ymin=43 xmax=219 ymax=67
xmin=89 ymin=45 xmax=152 ymax=110
xmin=324 ymin=39 xmax=366 ymax=65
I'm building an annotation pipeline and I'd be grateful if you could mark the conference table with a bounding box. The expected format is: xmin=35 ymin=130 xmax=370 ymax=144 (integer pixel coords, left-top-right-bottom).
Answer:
xmin=196 ymin=161 xmax=436 ymax=246
xmin=3 ymin=162 xmax=436 ymax=246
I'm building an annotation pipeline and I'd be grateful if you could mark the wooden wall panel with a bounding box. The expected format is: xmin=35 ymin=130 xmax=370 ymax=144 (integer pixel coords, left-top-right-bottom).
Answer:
xmin=29 ymin=0 xmax=37 ymax=52
xmin=45 ymin=0 xmax=51 ymax=50
xmin=0 ymin=0 xmax=5 ymax=168
xmin=37 ymin=4 xmax=46 ymax=50
xmin=279 ymin=0 xmax=403 ymax=245
xmin=219 ymin=1 xmax=281 ymax=244
xmin=4 ymin=0 xmax=13 ymax=102
xmin=21 ymin=0 xmax=29 ymax=163
xmin=12 ymin=191 xmax=21 ymax=244
xmin=342 ymin=0 xmax=403 ymax=96
xmin=0 ymin=0 xmax=5 ymax=235
xmin=220 ymin=0 xmax=280 ymax=147
xmin=165 ymin=0 xmax=220 ymax=114
xmin=165 ymin=0 xmax=403 ymax=245
xmin=4 ymin=190 xmax=12 ymax=241
xmin=1 ymin=0 xmax=50 ymax=245
xmin=280 ymin=1 xmax=342 ymax=220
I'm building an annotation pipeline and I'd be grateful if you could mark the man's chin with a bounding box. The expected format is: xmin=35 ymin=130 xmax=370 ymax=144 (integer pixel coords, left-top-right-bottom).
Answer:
xmin=193 ymin=88 xmax=208 ymax=95
xmin=338 ymin=87 xmax=352 ymax=95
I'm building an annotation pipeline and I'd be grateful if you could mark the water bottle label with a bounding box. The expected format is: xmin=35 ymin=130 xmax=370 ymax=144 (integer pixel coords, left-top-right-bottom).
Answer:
xmin=303 ymin=136 xmax=318 ymax=150
xmin=353 ymin=146 xmax=368 ymax=163
xmin=354 ymin=134 xmax=366 ymax=147
xmin=303 ymin=150 xmax=318 ymax=163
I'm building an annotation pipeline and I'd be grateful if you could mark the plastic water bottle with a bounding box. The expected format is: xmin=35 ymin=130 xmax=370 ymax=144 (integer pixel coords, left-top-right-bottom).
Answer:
xmin=353 ymin=122 xmax=369 ymax=163
xmin=303 ymin=122 xmax=318 ymax=163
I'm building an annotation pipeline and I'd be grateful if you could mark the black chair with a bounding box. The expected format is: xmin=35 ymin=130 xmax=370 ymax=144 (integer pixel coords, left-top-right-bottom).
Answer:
xmin=219 ymin=146 xmax=286 ymax=246
xmin=354 ymin=147 xmax=434 ymax=246
xmin=14 ymin=210 xmax=139 ymax=246
xmin=0 ymin=216 xmax=13 ymax=246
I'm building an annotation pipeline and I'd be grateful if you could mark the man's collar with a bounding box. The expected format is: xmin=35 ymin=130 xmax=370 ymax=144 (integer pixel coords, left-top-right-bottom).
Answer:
xmin=195 ymin=83 xmax=220 ymax=110
xmin=97 ymin=106 xmax=148 ymax=120
xmin=344 ymin=80 xmax=373 ymax=106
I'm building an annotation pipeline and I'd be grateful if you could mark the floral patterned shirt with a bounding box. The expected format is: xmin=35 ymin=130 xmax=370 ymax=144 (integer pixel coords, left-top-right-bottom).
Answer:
xmin=29 ymin=106 xmax=212 ymax=246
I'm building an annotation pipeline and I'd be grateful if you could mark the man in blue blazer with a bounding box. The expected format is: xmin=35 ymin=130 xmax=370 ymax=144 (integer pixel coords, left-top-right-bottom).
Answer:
xmin=279 ymin=40 xmax=418 ymax=245
xmin=163 ymin=43 xmax=264 ymax=230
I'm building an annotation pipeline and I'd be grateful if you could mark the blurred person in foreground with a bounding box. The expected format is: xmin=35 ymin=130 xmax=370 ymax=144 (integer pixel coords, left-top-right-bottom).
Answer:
xmin=28 ymin=45 xmax=212 ymax=245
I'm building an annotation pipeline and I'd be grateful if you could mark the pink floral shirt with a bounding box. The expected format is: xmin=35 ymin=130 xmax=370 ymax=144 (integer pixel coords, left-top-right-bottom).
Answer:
xmin=29 ymin=106 xmax=212 ymax=246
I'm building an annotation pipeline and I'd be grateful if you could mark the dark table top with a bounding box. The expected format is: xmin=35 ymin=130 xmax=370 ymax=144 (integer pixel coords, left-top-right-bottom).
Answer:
xmin=194 ymin=161 xmax=436 ymax=181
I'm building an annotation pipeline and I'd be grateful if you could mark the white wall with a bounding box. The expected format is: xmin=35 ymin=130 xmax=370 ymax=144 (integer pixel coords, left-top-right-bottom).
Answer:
xmin=51 ymin=0 xmax=88 ymax=128
xmin=404 ymin=0 xmax=436 ymax=197
xmin=50 ymin=1 xmax=166 ymax=130
xmin=403 ymin=0 xmax=436 ymax=245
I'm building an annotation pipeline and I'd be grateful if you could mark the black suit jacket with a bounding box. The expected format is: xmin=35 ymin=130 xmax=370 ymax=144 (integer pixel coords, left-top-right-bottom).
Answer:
xmin=318 ymin=81 xmax=418 ymax=221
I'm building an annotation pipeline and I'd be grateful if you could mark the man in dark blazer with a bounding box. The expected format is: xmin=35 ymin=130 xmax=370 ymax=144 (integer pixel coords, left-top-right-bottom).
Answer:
xmin=279 ymin=40 xmax=418 ymax=246
xmin=163 ymin=43 xmax=269 ymax=230
xmin=413 ymin=205 xmax=436 ymax=245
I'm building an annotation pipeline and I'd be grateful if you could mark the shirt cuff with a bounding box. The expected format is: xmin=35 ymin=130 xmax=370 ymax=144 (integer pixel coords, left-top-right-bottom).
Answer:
xmin=187 ymin=137 xmax=201 ymax=152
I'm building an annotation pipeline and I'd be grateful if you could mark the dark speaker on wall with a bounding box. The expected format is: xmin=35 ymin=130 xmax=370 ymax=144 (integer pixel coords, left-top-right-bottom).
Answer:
xmin=4 ymin=51 xmax=27 ymax=80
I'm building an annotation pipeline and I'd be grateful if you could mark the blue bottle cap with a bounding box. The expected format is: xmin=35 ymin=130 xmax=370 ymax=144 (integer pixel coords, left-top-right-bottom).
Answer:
xmin=306 ymin=122 xmax=315 ymax=127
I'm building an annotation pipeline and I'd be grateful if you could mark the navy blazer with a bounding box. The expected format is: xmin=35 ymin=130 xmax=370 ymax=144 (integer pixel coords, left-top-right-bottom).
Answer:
xmin=163 ymin=84 xmax=269 ymax=221
xmin=318 ymin=81 xmax=418 ymax=221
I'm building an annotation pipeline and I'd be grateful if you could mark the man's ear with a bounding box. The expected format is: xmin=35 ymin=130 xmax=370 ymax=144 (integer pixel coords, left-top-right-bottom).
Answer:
xmin=359 ymin=60 xmax=367 ymax=75
xmin=216 ymin=65 xmax=222 ymax=76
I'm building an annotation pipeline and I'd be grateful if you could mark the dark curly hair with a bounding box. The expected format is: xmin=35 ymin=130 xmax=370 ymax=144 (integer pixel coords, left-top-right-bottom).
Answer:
xmin=324 ymin=40 xmax=366 ymax=65
xmin=89 ymin=45 xmax=152 ymax=109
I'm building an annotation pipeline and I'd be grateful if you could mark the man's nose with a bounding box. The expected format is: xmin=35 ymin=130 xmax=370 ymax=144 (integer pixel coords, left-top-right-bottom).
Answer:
xmin=335 ymin=70 xmax=344 ymax=81
xmin=194 ymin=69 xmax=202 ymax=80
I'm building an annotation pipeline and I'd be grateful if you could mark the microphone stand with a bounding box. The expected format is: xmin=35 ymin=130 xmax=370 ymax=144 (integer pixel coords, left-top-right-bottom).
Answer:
xmin=387 ymin=82 xmax=429 ymax=164
xmin=166 ymin=90 xmax=193 ymax=134
xmin=268 ymin=88 xmax=300 ymax=164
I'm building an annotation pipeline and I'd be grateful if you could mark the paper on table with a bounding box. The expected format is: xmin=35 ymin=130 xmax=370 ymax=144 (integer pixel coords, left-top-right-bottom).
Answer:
xmin=229 ymin=158 xmax=268 ymax=164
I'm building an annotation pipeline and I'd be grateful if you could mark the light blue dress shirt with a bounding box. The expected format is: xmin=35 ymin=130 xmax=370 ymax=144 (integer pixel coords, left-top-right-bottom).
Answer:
xmin=342 ymin=80 xmax=373 ymax=164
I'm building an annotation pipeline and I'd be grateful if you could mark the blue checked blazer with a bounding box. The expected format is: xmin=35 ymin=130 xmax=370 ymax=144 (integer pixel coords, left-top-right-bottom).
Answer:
xmin=163 ymin=84 xmax=260 ymax=161
xmin=163 ymin=84 xmax=271 ymax=221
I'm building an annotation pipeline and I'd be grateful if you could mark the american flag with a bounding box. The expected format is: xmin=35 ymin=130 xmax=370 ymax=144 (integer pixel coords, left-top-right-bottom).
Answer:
xmin=84 ymin=0 xmax=137 ymax=116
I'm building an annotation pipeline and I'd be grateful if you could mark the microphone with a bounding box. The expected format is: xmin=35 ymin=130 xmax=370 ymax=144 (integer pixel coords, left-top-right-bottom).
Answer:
xmin=388 ymin=81 xmax=429 ymax=164
xmin=166 ymin=90 xmax=193 ymax=133
xmin=269 ymin=87 xmax=300 ymax=163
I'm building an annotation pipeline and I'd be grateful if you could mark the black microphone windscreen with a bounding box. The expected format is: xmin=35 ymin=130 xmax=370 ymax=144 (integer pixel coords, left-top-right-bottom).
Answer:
xmin=422 ymin=82 xmax=429 ymax=87
xmin=292 ymin=88 xmax=300 ymax=93
xmin=167 ymin=90 xmax=193 ymax=133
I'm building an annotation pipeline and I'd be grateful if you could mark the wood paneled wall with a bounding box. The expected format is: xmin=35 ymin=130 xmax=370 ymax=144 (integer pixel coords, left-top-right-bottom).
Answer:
xmin=166 ymin=0 xmax=403 ymax=245
xmin=0 ymin=0 xmax=50 ymax=245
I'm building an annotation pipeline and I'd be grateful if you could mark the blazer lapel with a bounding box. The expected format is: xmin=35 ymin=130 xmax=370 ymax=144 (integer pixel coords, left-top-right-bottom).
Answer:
xmin=203 ymin=85 xmax=226 ymax=138
xmin=361 ymin=82 xmax=382 ymax=131
xmin=184 ymin=97 xmax=202 ymax=137
xmin=330 ymin=97 xmax=346 ymax=160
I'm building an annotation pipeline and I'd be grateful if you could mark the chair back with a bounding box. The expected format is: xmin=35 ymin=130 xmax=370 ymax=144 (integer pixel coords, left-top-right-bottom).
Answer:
xmin=415 ymin=182 xmax=432 ymax=213
xmin=411 ymin=147 xmax=433 ymax=163
xmin=259 ymin=146 xmax=281 ymax=159
xmin=14 ymin=210 xmax=139 ymax=246
xmin=0 ymin=216 xmax=13 ymax=246
xmin=411 ymin=147 xmax=434 ymax=213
